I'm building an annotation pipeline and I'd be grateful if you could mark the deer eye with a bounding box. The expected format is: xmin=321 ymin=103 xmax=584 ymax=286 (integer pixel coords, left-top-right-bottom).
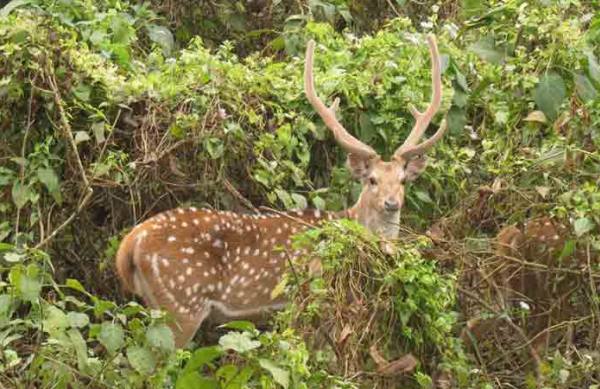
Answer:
xmin=369 ymin=177 xmax=378 ymax=186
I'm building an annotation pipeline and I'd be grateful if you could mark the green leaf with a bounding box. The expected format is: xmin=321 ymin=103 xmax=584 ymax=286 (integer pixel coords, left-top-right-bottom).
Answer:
xmin=146 ymin=24 xmax=174 ymax=56
xmin=574 ymin=73 xmax=597 ymax=102
xmin=37 ymin=167 xmax=62 ymax=204
xmin=218 ymin=332 xmax=261 ymax=353
xmin=291 ymin=193 xmax=307 ymax=209
xmin=183 ymin=346 xmax=223 ymax=373
xmin=67 ymin=328 xmax=88 ymax=371
xmin=146 ymin=324 xmax=175 ymax=352
xmin=98 ymin=322 xmax=125 ymax=354
xmin=218 ymin=321 xmax=256 ymax=332
xmin=67 ymin=312 xmax=90 ymax=328
xmin=18 ymin=274 xmax=41 ymax=302
xmin=43 ymin=306 xmax=69 ymax=334
xmin=74 ymin=131 xmax=91 ymax=145
xmin=91 ymin=122 xmax=106 ymax=144
xmin=176 ymin=372 xmax=218 ymax=389
xmin=534 ymin=72 xmax=566 ymax=120
xmin=4 ymin=252 xmax=24 ymax=263
xmin=65 ymin=278 xmax=87 ymax=293
xmin=0 ymin=0 xmax=33 ymax=17
xmin=11 ymin=181 xmax=31 ymax=208
xmin=469 ymin=36 xmax=505 ymax=64
xmin=127 ymin=345 xmax=157 ymax=375
xmin=574 ymin=217 xmax=595 ymax=237
xmin=259 ymin=359 xmax=290 ymax=388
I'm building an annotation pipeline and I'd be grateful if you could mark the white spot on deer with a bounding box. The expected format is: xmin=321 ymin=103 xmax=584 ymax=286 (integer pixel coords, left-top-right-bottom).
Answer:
xmin=207 ymin=284 xmax=215 ymax=292
xmin=242 ymin=262 xmax=249 ymax=270
xmin=167 ymin=236 xmax=176 ymax=242
xmin=314 ymin=209 xmax=321 ymax=218
xmin=182 ymin=247 xmax=195 ymax=254
xmin=253 ymin=249 xmax=260 ymax=256
xmin=210 ymin=267 xmax=216 ymax=275
xmin=213 ymin=239 xmax=223 ymax=248
xmin=185 ymin=287 xmax=192 ymax=297
xmin=178 ymin=306 xmax=189 ymax=314
xmin=178 ymin=275 xmax=185 ymax=282
xmin=203 ymin=271 xmax=209 ymax=277
xmin=193 ymin=219 xmax=199 ymax=225
xmin=214 ymin=224 xmax=221 ymax=232
xmin=217 ymin=281 xmax=223 ymax=290
xmin=169 ymin=216 xmax=176 ymax=222
xmin=291 ymin=227 xmax=298 ymax=234
xmin=182 ymin=258 xmax=189 ymax=264
xmin=186 ymin=267 xmax=193 ymax=276
xmin=276 ymin=227 xmax=282 ymax=234
xmin=236 ymin=291 xmax=245 ymax=298
xmin=203 ymin=216 xmax=211 ymax=222
xmin=246 ymin=225 xmax=252 ymax=232
xmin=168 ymin=279 xmax=176 ymax=289
xmin=190 ymin=207 xmax=197 ymax=212
xmin=262 ymin=251 xmax=268 ymax=258
xmin=204 ymin=252 xmax=210 ymax=258
xmin=285 ymin=239 xmax=291 ymax=245
xmin=270 ymin=237 xmax=277 ymax=244
xmin=235 ymin=247 xmax=241 ymax=254
xmin=192 ymin=283 xmax=200 ymax=293
xmin=181 ymin=222 xmax=188 ymax=227
xmin=161 ymin=258 xmax=170 ymax=267
xmin=249 ymin=268 xmax=256 ymax=275
xmin=553 ymin=234 xmax=560 ymax=240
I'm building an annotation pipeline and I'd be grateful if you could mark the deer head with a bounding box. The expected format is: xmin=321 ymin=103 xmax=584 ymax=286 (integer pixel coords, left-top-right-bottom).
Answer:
xmin=304 ymin=35 xmax=447 ymax=239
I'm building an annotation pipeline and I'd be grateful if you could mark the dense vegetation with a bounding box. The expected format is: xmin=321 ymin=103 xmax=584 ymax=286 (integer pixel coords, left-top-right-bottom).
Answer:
xmin=0 ymin=0 xmax=599 ymax=387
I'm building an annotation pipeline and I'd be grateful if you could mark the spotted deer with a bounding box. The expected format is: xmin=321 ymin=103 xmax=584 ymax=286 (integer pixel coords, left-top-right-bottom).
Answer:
xmin=463 ymin=217 xmax=586 ymax=354
xmin=116 ymin=35 xmax=447 ymax=347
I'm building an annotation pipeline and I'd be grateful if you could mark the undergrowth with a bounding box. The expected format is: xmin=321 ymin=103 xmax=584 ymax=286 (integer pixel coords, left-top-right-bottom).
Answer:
xmin=0 ymin=0 xmax=599 ymax=387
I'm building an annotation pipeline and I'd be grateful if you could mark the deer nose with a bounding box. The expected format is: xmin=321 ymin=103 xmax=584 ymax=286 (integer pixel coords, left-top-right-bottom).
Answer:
xmin=384 ymin=199 xmax=399 ymax=212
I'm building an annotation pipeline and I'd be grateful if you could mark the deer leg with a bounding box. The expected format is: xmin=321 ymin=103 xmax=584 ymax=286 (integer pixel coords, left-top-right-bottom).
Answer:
xmin=170 ymin=301 xmax=211 ymax=348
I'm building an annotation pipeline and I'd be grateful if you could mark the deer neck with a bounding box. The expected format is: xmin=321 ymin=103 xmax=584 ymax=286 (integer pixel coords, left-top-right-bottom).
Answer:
xmin=344 ymin=197 xmax=400 ymax=240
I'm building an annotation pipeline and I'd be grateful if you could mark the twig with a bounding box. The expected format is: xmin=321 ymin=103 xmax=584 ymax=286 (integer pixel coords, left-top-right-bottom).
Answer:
xmin=458 ymin=286 xmax=544 ymax=385
xmin=35 ymin=66 xmax=93 ymax=249
xmin=258 ymin=206 xmax=316 ymax=229
xmin=223 ymin=178 xmax=259 ymax=213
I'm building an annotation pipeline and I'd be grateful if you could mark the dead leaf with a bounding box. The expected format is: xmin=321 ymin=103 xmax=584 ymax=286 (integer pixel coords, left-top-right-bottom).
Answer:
xmin=378 ymin=354 xmax=418 ymax=376
xmin=553 ymin=111 xmax=571 ymax=133
xmin=369 ymin=345 xmax=387 ymax=367
xmin=337 ymin=324 xmax=353 ymax=345
xmin=426 ymin=223 xmax=446 ymax=243
xmin=169 ymin=155 xmax=186 ymax=177
xmin=523 ymin=110 xmax=547 ymax=123
xmin=535 ymin=186 xmax=550 ymax=199
xmin=307 ymin=257 xmax=322 ymax=277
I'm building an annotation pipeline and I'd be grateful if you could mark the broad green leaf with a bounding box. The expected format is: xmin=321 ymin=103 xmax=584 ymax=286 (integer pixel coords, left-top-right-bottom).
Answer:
xmin=183 ymin=346 xmax=223 ymax=373
xmin=587 ymin=51 xmax=600 ymax=83
xmin=4 ymin=252 xmax=24 ymax=263
xmin=574 ymin=217 xmax=595 ymax=237
xmin=469 ymin=36 xmax=505 ymax=64
xmin=91 ymin=122 xmax=106 ymax=144
xmin=259 ymin=359 xmax=290 ymax=388
xmin=146 ymin=324 xmax=175 ymax=352
xmin=11 ymin=181 xmax=31 ymax=208
xmin=534 ymin=72 xmax=566 ymax=120
xmin=574 ymin=73 xmax=597 ymax=102
xmin=176 ymin=372 xmax=218 ymax=389
xmin=146 ymin=24 xmax=174 ymax=56
xmin=67 ymin=328 xmax=88 ymax=371
xmin=98 ymin=322 xmax=125 ymax=354
xmin=74 ymin=131 xmax=91 ymax=145
xmin=43 ymin=306 xmax=69 ymax=334
xmin=37 ymin=167 xmax=62 ymax=204
xmin=291 ymin=193 xmax=307 ymax=210
xmin=127 ymin=345 xmax=156 ymax=375
xmin=18 ymin=274 xmax=41 ymax=302
xmin=67 ymin=312 xmax=89 ymax=328
xmin=218 ymin=332 xmax=261 ymax=353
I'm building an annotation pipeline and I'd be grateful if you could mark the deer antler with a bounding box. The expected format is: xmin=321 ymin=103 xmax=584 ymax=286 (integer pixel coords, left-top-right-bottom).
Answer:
xmin=394 ymin=35 xmax=444 ymax=159
xmin=305 ymin=40 xmax=378 ymax=159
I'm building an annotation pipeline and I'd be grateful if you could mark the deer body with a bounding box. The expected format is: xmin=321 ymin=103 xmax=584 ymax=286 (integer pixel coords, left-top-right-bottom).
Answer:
xmin=116 ymin=35 xmax=447 ymax=347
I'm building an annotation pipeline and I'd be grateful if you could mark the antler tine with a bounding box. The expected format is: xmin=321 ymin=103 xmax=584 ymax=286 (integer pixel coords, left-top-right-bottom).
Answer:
xmin=395 ymin=35 xmax=443 ymax=159
xmin=305 ymin=40 xmax=378 ymax=159
xmin=400 ymin=118 xmax=448 ymax=159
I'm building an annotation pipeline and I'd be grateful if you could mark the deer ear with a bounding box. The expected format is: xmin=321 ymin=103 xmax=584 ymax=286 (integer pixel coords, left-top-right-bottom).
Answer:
xmin=346 ymin=154 xmax=375 ymax=179
xmin=404 ymin=155 xmax=427 ymax=182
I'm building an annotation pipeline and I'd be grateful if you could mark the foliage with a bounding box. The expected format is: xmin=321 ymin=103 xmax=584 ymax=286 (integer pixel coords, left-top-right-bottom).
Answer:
xmin=0 ymin=0 xmax=599 ymax=387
